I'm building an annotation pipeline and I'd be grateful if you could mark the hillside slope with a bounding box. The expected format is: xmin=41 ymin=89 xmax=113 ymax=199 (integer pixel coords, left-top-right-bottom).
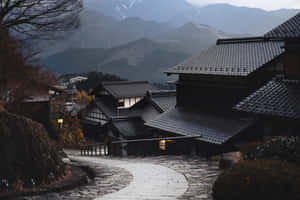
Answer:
xmin=42 ymin=39 xmax=190 ymax=82
xmin=39 ymin=9 xmax=172 ymax=57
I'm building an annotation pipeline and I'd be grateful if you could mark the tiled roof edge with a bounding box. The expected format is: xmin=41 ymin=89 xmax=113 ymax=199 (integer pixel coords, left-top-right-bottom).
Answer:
xmin=147 ymin=90 xmax=176 ymax=97
xmin=111 ymin=116 xmax=141 ymax=122
xmin=102 ymin=81 xmax=149 ymax=86
xmin=217 ymin=37 xmax=284 ymax=45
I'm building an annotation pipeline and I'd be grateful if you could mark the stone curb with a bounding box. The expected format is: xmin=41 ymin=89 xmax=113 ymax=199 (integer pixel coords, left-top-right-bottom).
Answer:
xmin=0 ymin=164 xmax=94 ymax=200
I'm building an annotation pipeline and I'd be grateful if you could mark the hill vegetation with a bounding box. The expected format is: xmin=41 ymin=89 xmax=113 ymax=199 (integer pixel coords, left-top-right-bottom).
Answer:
xmin=42 ymin=39 xmax=189 ymax=82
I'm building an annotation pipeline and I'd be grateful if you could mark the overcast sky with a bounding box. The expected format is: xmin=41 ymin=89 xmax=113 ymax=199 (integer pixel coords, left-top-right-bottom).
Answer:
xmin=186 ymin=0 xmax=300 ymax=11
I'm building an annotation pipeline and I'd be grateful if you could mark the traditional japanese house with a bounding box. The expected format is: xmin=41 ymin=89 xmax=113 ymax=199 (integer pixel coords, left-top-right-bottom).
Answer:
xmin=19 ymin=85 xmax=69 ymax=126
xmin=234 ymin=13 xmax=300 ymax=136
xmin=129 ymin=90 xmax=176 ymax=122
xmin=21 ymin=96 xmax=52 ymax=129
xmin=102 ymin=90 xmax=177 ymax=156
xmin=84 ymin=89 xmax=177 ymax=156
xmin=145 ymin=37 xmax=286 ymax=155
xmin=81 ymin=81 xmax=156 ymax=138
xmin=101 ymin=117 xmax=154 ymax=156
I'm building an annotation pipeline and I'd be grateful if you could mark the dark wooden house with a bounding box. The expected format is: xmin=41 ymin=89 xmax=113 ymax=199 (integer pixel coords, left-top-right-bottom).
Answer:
xmin=82 ymin=88 xmax=177 ymax=156
xmin=146 ymin=37 xmax=285 ymax=155
xmin=234 ymin=12 xmax=300 ymax=136
xmin=129 ymin=90 xmax=176 ymax=122
xmin=81 ymin=81 xmax=156 ymax=139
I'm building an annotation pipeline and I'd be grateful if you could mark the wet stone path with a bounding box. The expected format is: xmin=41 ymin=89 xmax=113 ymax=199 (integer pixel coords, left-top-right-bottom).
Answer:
xmin=132 ymin=156 xmax=221 ymax=200
xmin=23 ymin=152 xmax=221 ymax=200
xmin=21 ymin=158 xmax=132 ymax=200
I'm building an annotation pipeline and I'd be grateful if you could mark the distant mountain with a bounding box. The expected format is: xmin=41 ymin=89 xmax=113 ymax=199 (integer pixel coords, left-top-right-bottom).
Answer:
xmin=85 ymin=0 xmax=193 ymax=21
xmin=168 ymin=4 xmax=300 ymax=35
xmin=38 ymin=9 xmax=173 ymax=57
xmin=155 ymin=23 xmax=250 ymax=55
xmin=84 ymin=0 xmax=299 ymax=35
xmin=40 ymin=8 xmax=238 ymax=58
xmin=42 ymin=39 xmax=190 ymax=82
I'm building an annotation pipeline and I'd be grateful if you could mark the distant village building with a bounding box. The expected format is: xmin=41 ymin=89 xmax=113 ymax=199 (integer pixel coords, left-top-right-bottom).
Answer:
xmin=70 ymin=76 xmax=88 ymax=84
xmin=104 ymin=90 xmax=177 ymax=156
xmin=58 ymin=75 xmax=88 ymax=89
xmin=81 ymin=81 xmax=156 ymax=139
xmin=130 ymin=90 xmax=176 ymax=122
xmin=81 ymin=83 xmax=177 ymax=156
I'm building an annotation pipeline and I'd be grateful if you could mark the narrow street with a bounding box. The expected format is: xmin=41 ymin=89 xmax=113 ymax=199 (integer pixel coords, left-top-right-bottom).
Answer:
xmin=25 ymin=153 xmax=220 ymax=200
xmin=74 ymin=156 xmax=188 ymax=200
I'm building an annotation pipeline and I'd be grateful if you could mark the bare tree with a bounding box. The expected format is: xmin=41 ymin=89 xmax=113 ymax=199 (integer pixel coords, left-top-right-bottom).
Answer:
xmin=0 ymin=26 xmax=56 ymax=105
xmin=0 ymin=0 xmax=83 ymax=40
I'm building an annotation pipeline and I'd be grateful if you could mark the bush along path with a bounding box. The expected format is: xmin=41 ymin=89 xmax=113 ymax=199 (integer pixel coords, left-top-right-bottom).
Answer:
xmin=213 ymin=136 xmax=300 ymax=200
xmin=0 ymin=111 xmax=66 ymax=195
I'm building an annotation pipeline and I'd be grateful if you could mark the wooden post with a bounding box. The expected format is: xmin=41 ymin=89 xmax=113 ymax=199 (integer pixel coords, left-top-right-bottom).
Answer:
xmin=190 ymin=141 xmax=197 ymax=156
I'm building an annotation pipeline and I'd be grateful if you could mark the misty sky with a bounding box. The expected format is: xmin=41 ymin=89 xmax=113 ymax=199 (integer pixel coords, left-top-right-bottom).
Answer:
xmin=187 ymin=0 xmax=300 ymax=11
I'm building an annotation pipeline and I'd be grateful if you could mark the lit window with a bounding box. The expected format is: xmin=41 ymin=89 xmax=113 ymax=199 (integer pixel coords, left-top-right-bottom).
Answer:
xmin=159 ymin=140 xmax=166 ymax=151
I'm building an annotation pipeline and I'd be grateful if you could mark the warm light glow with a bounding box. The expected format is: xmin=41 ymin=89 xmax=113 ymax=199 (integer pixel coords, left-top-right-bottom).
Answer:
xmin=159 ymin=140 xmax=167 ymax=151
xmin=57 ymin=119 xmax=63 ymax=124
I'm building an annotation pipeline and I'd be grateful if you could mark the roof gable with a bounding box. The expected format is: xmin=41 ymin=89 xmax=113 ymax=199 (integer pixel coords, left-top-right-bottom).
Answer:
xmin=265 ymin=12 xmax=300 ymax=39
xmin=166 ymin=37 xmax=284 ymax=77
xmin=102 ymin=81 xmax=156 ymax=99
xmin=111 ymin=117 xmax=147 ymax=139
xmin=148 ymin=90 xmax=176 ymax=112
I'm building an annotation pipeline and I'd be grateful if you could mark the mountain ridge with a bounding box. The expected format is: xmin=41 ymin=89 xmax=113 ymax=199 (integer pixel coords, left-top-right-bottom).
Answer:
xmin=42 ymin=38 xmax=190 ymax=82
xmin=85 ymin=0 xmax=300 ymax=35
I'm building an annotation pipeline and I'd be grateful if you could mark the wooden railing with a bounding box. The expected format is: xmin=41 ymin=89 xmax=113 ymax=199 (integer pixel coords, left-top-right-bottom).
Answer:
xmin=80 ymin=135 xmax=203 ymax=157
xmin=81 ymin=143 xmax=108 ymax=156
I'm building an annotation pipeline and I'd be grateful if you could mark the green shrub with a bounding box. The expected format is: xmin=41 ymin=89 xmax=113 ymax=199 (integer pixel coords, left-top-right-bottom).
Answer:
xmin=243 ymin=137 xmax=300 ymax=164
xmin=213 ymin=160 xmax=300 ymax=200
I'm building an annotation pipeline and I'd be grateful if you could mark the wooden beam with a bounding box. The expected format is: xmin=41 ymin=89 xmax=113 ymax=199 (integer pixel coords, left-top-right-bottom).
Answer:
xmin=111 ymin=135 xmax=203 ymax=144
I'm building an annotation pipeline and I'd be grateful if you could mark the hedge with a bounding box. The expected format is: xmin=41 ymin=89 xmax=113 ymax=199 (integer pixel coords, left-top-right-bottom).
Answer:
xmin=213 ymin=159 xmax=300 ymax=200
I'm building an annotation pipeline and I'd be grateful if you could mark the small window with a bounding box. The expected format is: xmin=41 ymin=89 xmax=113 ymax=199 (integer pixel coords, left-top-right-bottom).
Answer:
xmin=118 ymin=99 xmax=125 ymax=107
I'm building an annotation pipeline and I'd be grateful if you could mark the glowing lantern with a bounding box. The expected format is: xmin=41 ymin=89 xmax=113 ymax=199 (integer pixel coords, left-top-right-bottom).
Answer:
xmin=57 ymin=118 xmax=63 ymax=128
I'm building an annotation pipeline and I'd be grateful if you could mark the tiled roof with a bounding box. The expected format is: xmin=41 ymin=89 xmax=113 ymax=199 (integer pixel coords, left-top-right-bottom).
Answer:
xmin=148 ymin=90 xmax=176 ymax=112
xmin=166 ymin=38 xmax=284 ymax=76
xmin=128 ymin=90 xmax=176 ymax=122
xmin=145 ymin=108 xmax=255 ymax=145
xmin=234 ymin=77 xmax=300 ymax=119
xmin=82 ymin=107 xmax=103 ymax=124
xmin=80 ymin=118 xmax=99 ymax=126
xmin=111 ymin=117 xmax=148 ymax=139
xmin=101 ymin=81 xmax=156 ymax=99
xmin=265 ymin=12 xmax=300 ymax=39
xmin=95 ymin=97 xmax=136 ymax=119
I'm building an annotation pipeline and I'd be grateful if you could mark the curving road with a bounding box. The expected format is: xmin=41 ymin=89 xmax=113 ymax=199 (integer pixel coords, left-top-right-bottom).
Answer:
xmin=71 ymin=156 xmax=188 ymax=200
